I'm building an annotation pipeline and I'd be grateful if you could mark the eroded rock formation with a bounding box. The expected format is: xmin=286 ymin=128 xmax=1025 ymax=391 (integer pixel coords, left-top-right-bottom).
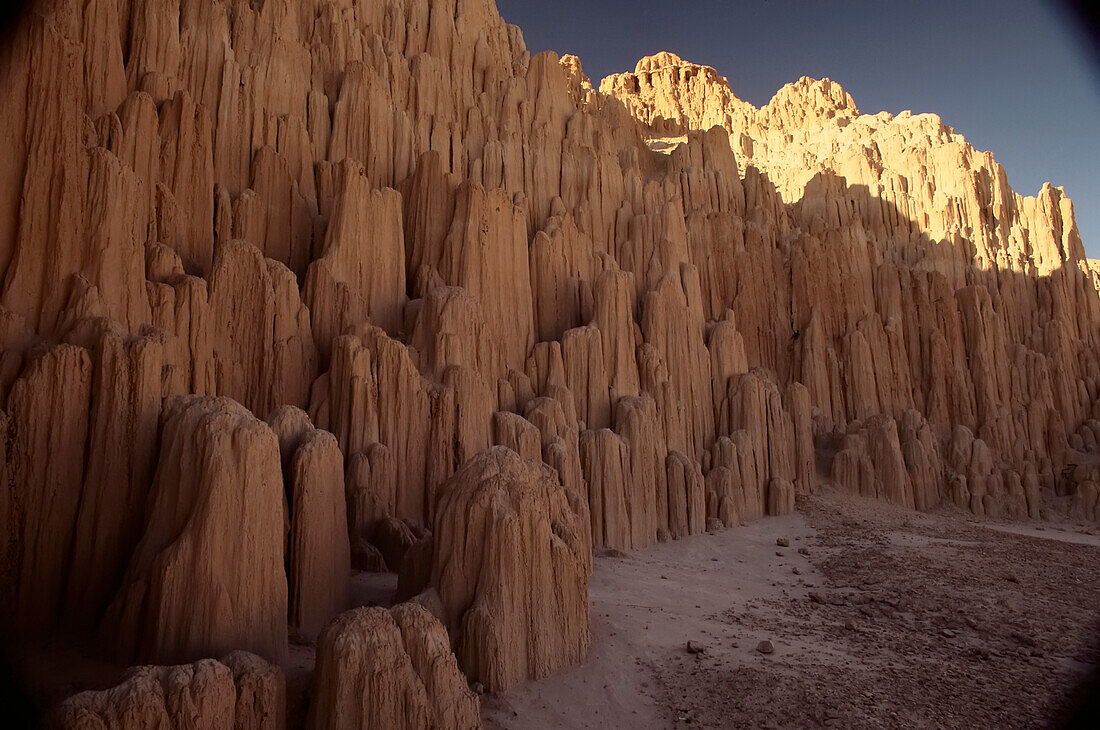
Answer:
xmin=101 ymin=395 xmax=289 ymax=666
xmin=0 ymin=0 xmax=1096 ymax=724
xmin=267 ymin=406 xmax=351 ymax=641
xmin=47 ymin=651 xmax=286 ymax=730
xmin=404 ymin=447 xmax=592 ymax=692
xmin=307 ymin=605 xmax=479 ymax=730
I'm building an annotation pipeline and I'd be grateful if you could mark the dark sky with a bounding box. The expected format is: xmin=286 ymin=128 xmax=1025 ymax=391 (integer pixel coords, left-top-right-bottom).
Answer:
xmin=496 ymin=0 xmax=1100 ymax=258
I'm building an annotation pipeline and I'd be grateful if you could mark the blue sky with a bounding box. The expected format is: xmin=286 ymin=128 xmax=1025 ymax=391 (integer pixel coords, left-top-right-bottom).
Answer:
xmin=496 ymin=0 xmax=1100 ymax=258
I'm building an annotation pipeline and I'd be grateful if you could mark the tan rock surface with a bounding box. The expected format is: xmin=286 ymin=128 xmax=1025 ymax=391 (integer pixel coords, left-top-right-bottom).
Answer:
xmin=306 ymin=605 xmax=479 ymax=730
xmin=1 ymin=345 xmax=92 ymax=632
xmin=0 ymin=0 xmax=1097 ymax=721
xmin=47 ymin=651 xmax=285 ymax=730
xmin=102 ymin=396 xmax=288 ymax=665
xmin=416 ymin=447 xmax=592 ymax=692
xmin=267 ymin=406 xmax=350 ymax=641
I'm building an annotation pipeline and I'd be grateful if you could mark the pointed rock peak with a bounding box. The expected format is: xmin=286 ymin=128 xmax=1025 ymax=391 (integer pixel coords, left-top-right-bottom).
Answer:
xmin=560 ymin=53 xmax=593 ymax=98
xmin=560 ymin=54 xmax=590 ymax=83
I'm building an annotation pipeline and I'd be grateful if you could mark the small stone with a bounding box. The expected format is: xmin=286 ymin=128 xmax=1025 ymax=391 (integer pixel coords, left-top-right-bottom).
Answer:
xmin=756 ymin=640 xmax=775 ymax=655
xmin=472 ymin=681 xmax=486 ymax=695
xmin=941 ymin=628 xmax=956 ymax=638
xmin=791 ymin=567 xmax=801 ymax=575
xmin=776 ymin=537 xmax=790 ymax=547
xmin=798 ymin=547 xmax=810 ymax=556
xmin=844 ymin=619 xmax=856 ymax=631
xmin=686 ymin=640 xmax=707 ymax=654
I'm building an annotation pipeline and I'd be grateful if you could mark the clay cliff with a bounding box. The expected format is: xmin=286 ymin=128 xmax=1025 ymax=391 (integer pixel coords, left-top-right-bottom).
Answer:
xmin=0 ymin=1 xmax=1097 ymax=727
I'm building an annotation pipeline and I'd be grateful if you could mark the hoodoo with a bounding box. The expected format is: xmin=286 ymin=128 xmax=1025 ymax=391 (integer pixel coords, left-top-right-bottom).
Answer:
xmin=0 ymin=0 xmax=1097 ymax=728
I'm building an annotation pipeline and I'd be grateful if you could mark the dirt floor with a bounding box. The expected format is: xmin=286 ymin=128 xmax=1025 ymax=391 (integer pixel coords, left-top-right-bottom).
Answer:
xmin=483 ymin=490 xmax=1100 ymax=729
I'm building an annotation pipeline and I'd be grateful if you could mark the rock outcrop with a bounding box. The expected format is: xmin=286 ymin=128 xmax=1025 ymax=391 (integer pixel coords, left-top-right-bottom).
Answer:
xmin=267 ymin=406 xmax=350 ymax=641
xmin=101 ymin=396 xmax=288 ymax=666
xmin=406 ymin=447 xmax=592 ymax=692
xmin=307 ymin=605 xmax=479 ymax=730
xmin=0 ymin=0 xmax=1097 ymax=721
xmin=47 ymin=651 xmax=286 ymax=730
xmin=600 ymin=51 xmax=1099 ymax=518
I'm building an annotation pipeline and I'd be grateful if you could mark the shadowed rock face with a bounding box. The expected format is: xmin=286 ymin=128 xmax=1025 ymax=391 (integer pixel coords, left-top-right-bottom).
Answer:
xmin=101 ymin=396 xmax=290 ymax=667
xmin=266 ymin=406 xmax=352 ymax=641
xmin=307 ymin=605 xmax=480 ymax=730
xmin=407 ymin=447 xmax=592 ymax=692
xmin=0 ymin=0 xmax=1096 ymax=724
xmin=47 ymin=651 xmax=286 ymax=730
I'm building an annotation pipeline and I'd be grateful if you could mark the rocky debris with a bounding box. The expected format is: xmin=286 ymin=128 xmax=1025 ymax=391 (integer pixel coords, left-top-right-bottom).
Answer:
xmin=686 ymin=641 xmax=707 ymax=654
xmin=777 ymin=537 xmax=790 ymax=547
xmin=46 ymin=651 xmax=285 ymax=730
xmin=657 ymin=494 xmax=1100 ymax=729
xmin=306 ymin=605 xmax=478 ymax=730
xmin=756 ymin=640 xmax=775 ymax=655
xmin=411 ymin=447 xmax=592 ymax=692
xmin=101 ymin=396 xmax=288 ymax=665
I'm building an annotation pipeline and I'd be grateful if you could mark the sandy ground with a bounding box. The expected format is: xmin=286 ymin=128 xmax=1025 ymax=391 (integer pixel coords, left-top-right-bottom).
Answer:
xmin=483 ymin=491 xmax=1100 ymax=729
xmin=482 ymin=509 xmax=820 ymax=729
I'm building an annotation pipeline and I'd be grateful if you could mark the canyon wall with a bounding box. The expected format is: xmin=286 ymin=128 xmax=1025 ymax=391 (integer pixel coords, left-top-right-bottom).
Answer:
xmin=0 ymin=0 xmax=1097 ymax=725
